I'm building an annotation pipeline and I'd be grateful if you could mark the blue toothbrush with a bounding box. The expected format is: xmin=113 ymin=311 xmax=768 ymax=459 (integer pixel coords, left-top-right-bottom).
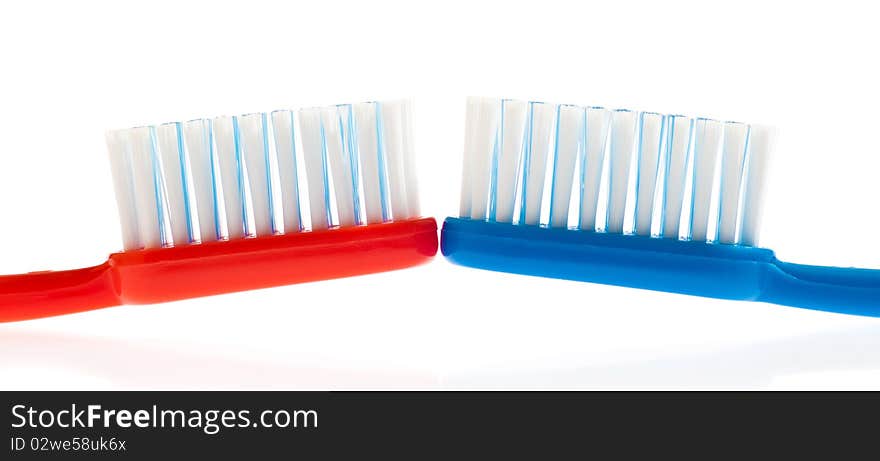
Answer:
xmin=441 ymin=97 xmax=880 ymax=317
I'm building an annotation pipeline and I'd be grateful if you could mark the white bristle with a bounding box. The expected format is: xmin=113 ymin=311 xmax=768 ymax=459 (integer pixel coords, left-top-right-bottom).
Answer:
xmin=106 ymin=130 xmax=141 ymax=250
xmin=607 ymin=109 xmax=638 ymax=234
xmin=468 ymin=98 xmax=501 ymax=221
xmin=660 ymin=115 xmax=692 ymax=239
xmin=718 ymin=122 xmax=750 ymax=244
xmin=380 ymin=100 xmax=411 ymax=220
xmin=238 ymin=113 xmax=274 ymax=237
xmin=212 ymin=116 xmax=247 ymax=240
xmin=521 ymin=102 xmax=555 ymax=226
xmin=399 ymin=100 xmax=420 ymax=218
xmin=269 ymin=110 xmax=302 ymax=233
xmin=155 ymin=122 xmax=192 ymax=245
xmin=548 ymin=105 xmax=583 ymax=228
xmin=579 ymin=107 xmax=612 ymax=231
xmin=690 ymin=118 xmax=723 ymax=242
xmin=353 ymin=102 xmax=385 ymax=224
xmin=182 ymin=119 xmax=220 ymax=242
xmin=633 ymin=112 xmax=664 ymax=236
xmin=107 ymin=99 xmax=421 ymax=251
xmin=321 ymin=106 xmax=356 ymax=227
xmin=459 ymin=98 xmax=479 ymax=218
xmin=495 ymin=99 xmax=528 ymax=223
xmin=740 ymin=125 xmax=774 ymax=247
xmin=126 ymin=127 xmax=163 ymax=249
xmin=298 ymin=107 xmax=330 ymax=231
xmin=458 ymin=97 xmax=774 ymax=248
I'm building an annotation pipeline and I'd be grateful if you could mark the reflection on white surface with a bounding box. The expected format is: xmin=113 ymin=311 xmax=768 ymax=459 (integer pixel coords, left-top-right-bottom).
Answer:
xmin=0 ymin=330 xmax=438 ymax=390
xmin=3 ymin=323 xmax=880 ymax=390
xmin=444 ymin=325 xmax=880 ymax=389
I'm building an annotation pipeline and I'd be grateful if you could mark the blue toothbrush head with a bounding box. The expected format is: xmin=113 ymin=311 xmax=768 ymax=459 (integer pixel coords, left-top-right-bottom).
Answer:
xmin=455 ymin=96 xmax=774 ymax=247
xmin=444 ymin=97 xmax=880 ymax=317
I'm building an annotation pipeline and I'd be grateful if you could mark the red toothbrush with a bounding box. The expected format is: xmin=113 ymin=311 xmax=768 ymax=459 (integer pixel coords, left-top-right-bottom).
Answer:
xmin=0 ymin=100 xmax=437 ymax=322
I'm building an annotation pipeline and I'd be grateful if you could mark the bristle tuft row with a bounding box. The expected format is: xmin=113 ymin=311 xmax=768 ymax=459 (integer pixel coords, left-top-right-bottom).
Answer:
xmin=107 ymin=100 xmax=420 ymax=251
xmin=459 ymin=97 xmax=773 ymax=247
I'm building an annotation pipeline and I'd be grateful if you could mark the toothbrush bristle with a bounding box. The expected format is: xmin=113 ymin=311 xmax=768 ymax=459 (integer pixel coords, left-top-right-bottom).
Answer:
xmin=107 ymin=100 xmax=421 ymax=251
xmin=458 ymin=97 xmax=773 ymax=247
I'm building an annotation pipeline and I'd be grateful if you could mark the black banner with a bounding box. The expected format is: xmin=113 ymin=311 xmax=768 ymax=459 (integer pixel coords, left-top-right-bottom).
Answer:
xmin=2 ymin=392 xmax=877 ymax=458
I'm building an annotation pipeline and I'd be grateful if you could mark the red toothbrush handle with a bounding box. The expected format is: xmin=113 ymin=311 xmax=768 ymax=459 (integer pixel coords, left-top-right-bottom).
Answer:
xmin=0 ymin=218 xmax=438 ymax=323
xmin=0 ymin=263 xmax=120 ymax=322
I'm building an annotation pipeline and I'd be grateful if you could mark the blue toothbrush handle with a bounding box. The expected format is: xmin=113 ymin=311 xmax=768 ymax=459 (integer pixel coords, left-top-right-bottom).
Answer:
xmin=441 ymin=218 xmax=880 ymax=317
xmin=760 ymin=260 xmax=880 ymax=317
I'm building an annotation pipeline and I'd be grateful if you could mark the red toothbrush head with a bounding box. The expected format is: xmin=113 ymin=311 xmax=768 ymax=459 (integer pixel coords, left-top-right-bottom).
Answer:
xmin=0 ymin=100 xmax=437 ymax=322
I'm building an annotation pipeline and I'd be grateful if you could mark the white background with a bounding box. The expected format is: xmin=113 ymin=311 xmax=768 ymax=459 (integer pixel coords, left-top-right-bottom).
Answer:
xmin=1 ymin=0 xmax=879 ymax=389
